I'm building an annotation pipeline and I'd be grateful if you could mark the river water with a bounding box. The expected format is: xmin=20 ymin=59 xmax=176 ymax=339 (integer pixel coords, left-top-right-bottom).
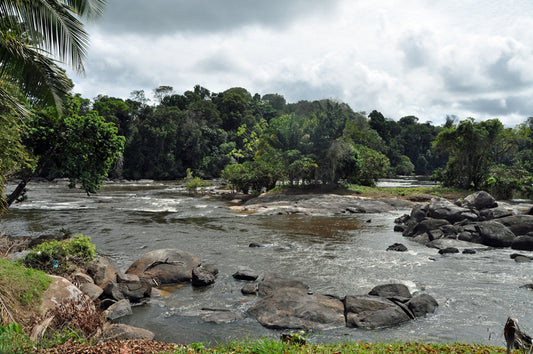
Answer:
xmin=1 ymin=180 xmax=532 ymax=346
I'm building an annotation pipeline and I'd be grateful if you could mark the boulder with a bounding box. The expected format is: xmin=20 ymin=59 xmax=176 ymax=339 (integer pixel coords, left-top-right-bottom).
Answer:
xmin=78 ymin=282 xmax=103 ymax=301
xmin=100 ymin=323 xmax=154 ymax=341
xmin=258 ymin=273 xmax=309 ymax=297
xmin=368 ymin=284 xmax=411 ymax=300
xmin=344 ymin=295 xmax=411 ymax=329
xmin=72 ymin=272 xmax=94 ymax=286
xmin=479 ymin=207 xmax=513 ymax=221
xmin=410 ymin=203 xmax=429 ymax=222
xmin=126 ymin=249 xmax=201 ymax=285
xmin=496 ymin=215 xmax=533 ymax=236
xmin=428 ymin=198 xmax=470 ymax=223
xmin=232 ymin=267 xmax=259 ymax=281
xmin=475 ymin=221 xmax=516 ymax=247
xmin=426 ymin=238 xmax=487 ymax=250
xmin=406 ymin=293 xmax=438 ymax=317
xmin=461 ymin=191 xmax=497 ymax=210
xmin=403 ymin=218 xmax=450 ymax=237
xmin=438 ymin=247 xmax=459 ymax=254
xmin=386 ymin=243 xmax=408 ymax=252
xmin=511 ymin=235 xmax=533 ymax=251
xmin=40 ymin=276 xmax=93 ymax=315
xmin=104 ymin=299 xmax=132 ymax=320
xmin=241 ymin=283 xmax=259 ymax=295
xmin=200 ymin=309 xmax=241 ymax=324
xmin=248 ymin=287 xmax=345 ymax=330
xmin=192 ymin=266 xmax=216 ymax=286
xmin=87 ymin=256 xmax=124 ymax=288
xmin=117 ymin=275 xmax=152 ymax=302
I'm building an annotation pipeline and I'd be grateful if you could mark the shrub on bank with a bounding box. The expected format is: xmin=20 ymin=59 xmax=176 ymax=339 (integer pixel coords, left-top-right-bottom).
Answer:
xmin=22 ymin=234 xmax=97 ymax=275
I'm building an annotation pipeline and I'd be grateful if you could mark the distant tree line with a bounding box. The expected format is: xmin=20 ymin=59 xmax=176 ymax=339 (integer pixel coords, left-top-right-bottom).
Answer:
xmin=4 ymin=84 xmax=533 ymax=207
xmin=81 ymin=85 xmax=533 ymax=198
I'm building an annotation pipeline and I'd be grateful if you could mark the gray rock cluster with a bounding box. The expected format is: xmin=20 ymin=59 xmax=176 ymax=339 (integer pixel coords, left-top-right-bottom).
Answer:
xmin=44 ymin=249 xmax=218 ymax=340
xmin=395 ymin=191 xmax=533 ymax=251
xmin=244 ymin=273 xmax=438 ymax=330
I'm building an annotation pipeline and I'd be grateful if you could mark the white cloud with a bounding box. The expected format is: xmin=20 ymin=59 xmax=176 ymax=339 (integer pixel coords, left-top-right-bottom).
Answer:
xmin=69 ymin=0 xmax=533 ymax=127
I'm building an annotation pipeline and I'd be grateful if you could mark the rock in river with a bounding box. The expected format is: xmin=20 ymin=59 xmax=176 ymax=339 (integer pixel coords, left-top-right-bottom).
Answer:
xmin=126 ymin=249 xmax=201 ymax=285
xmin=248 ymin=287 xmax=346 ymax=330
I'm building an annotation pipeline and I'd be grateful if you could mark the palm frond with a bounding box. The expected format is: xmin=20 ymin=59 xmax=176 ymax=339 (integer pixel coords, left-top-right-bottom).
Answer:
xmin=0 ymin=0 xmax=106 ymax=73
xmin=0 ymin=31 xmax=72 ymax=111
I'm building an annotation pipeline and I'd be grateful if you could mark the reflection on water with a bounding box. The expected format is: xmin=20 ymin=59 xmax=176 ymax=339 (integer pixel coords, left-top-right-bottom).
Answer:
xmin=1 ymin=180 xmax=532 ymax=346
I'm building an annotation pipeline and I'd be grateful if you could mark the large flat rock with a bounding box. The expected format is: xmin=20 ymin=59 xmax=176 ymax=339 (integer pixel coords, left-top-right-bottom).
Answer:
xmin=239 ymin=194 xmax=413 ymax=216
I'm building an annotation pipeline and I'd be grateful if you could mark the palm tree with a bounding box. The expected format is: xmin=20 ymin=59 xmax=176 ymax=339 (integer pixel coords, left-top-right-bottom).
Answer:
xmin=0 ymin=0 xmax=106 ymax=214
xmin=0 ymin=0 xmax=107 ymax=114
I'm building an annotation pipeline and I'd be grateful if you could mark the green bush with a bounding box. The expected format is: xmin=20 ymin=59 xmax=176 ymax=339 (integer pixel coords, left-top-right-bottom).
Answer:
xmin=22 ymin=234 xmax=97 ymax=274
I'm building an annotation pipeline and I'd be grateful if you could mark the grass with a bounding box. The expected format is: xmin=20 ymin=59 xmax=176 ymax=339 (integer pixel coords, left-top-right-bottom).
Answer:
xmin=175 ymin=339 xmax=510 ymax=353
xmin=0 ymin=258 xmax=52 ymax=317
xmin=268 ymin=183 xmax=470 ymax=202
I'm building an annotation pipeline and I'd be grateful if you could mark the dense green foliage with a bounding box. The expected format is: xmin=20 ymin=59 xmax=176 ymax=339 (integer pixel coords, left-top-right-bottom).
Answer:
xmin=22 ymin=234 xmax=97 ymax=274
xmin=433 ymin=118 xmax=533 ymax=198
xmin=80 ymin=85 xmax=533 ymax=197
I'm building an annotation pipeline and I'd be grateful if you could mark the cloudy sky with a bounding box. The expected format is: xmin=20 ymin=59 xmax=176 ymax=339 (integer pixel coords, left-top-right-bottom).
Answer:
xmin=69 ymin=0 xmax=533 ymax=126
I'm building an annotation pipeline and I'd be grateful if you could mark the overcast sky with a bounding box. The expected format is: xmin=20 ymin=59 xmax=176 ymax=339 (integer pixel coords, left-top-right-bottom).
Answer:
xmin=69 ymin=0 xmax=533 ymax=126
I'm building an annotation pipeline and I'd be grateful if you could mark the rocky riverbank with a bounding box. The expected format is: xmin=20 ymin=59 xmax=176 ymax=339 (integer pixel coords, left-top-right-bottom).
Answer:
xmin=230 ymin=192 xmax=415 ymax=215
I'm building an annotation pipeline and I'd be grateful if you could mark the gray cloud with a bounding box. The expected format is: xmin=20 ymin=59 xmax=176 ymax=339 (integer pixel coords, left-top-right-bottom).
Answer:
xmin=97 ymin=0 xmax=341 ymax=35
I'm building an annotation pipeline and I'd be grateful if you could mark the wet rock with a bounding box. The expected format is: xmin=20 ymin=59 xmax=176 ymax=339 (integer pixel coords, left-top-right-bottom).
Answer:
xmin=496 ymin=215 xmax=533 ymax=236
xmin=462 ymin=249 xmax=477 ymax=254
xmin=513 ymin=255 xmax=532 ymax=263
xmin=403 ymin=218 xmax=450 ymax=237
xmin=426 ymin=238 xmax=485 ymax=250
xmin=510 ymin=253 xmax=533 ymax=261
xmin=428 ymin=198 xmax=470 ymax=223
xmin=519 ymin=284 xmax=533 ymax=290
xmin=232 ymin=267 xmax=259 ymax=281
xmin=368 ymin=284 xmax=411 ymax=300
xmin=249 ymin=242 xmax=265 ymax=248
xmin=344 ymin=295 xmax=411 ymax=329
xmin=406 ymin=293 xmax=439 ymax=317
xmin=104 ymin=299 xmax=132 ymax=320
xmin=475 ymin=221 xmax=516 ymax=247
xmin=201 ymin=309 xmax=241 ymax=324
xmin=258 ymin=273 xmax=309 ymax=297
xmin=511 ymin=235 xmax=533 ymax=251
xmin=461 ymin=191 xmax=497 ymax=210
xmin=248 ymin=287 xmax=345 ymax=330
xmin=386 ymin=243 xmax=408 ymax=252
xmin=393 ymin=225 xmax=405 ymax=232
xmin=117 ymin=275 xmax=152 ymax=302
xmin=192 ymin=266 xmax=216 ymax=286
xmin=126 ymin=249 xmax=201 ymax=285
xmin=410 ymin=203 xmax=429 ymax=222
xmin=87 ymin=256 xmax=124 ymax=288
xmin=438 ymin=247 xmax=459 ymax=255
xmin=241 ymin=282 xmax=259 ymax=295
xmin=479 ymin=207 xmax=513 ymax=220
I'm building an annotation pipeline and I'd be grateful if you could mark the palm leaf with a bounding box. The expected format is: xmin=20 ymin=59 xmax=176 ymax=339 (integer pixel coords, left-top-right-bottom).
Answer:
xmin=0 ymin=0 xmax=107 ymax=73
xmin=0 ymin=31 xmax=72 ymax=110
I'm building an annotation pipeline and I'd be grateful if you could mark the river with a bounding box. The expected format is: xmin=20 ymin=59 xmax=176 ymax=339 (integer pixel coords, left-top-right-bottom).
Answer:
xmin=1 ymin=180 xmax=532 ymax=346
